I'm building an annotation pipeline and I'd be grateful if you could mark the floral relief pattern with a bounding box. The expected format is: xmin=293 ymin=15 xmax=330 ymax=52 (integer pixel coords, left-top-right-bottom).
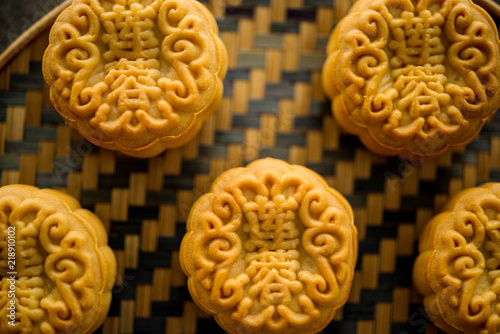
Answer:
xmin=43 ymin=0 xmax=226 ymax=156
xmin=323 ymin=0 xmax=500 ymax=157
xmin=415 ymin=184 xmax=500 ymax=333
xmin=0 ymin=186 xmax=115 ymax=334
xmin=181 ymin=159 xmax=357 ymax=334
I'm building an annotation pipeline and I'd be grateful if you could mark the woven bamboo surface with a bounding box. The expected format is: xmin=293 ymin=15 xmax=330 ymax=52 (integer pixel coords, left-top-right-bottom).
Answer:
xmin=1 ymin=0 xmax=500 ymax=333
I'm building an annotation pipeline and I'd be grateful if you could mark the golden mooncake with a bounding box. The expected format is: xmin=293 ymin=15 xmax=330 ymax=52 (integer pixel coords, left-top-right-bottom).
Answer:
xmin=180 ymin=158 xmax=357 ymax=334
xmin=43 ymin=0 xmax=227 ymax=158
xmin=413 ymin=183 xmax=500 ymax=333
xmin=322 ymin=0 xmax=500 ymax=159
xmin=0 ymin=185 xmax=116 ymax=334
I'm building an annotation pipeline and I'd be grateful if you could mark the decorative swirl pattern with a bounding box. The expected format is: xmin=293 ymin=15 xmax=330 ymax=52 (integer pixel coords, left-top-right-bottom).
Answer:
xmin=181 ymin=158 xmax=357 ymax=334
xmin=414 ymin=183 xmax=500 ymax=333
xmin=322 ymin=0 xmax=500 ymax=158
xmin=0 ymin=185 xmax=116 ymax=334
xmin=43 ymin=0 xmax=227 ymax=158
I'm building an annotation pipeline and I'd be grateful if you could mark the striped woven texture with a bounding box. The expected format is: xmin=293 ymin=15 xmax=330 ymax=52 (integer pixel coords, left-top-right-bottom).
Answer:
xmin=1 ymin=0 xmax=500 ymax=333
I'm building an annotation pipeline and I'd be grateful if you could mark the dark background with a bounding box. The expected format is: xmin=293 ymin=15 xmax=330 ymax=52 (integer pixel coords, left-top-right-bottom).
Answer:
xmin=0 ymin=0 xmax=66 ymax=55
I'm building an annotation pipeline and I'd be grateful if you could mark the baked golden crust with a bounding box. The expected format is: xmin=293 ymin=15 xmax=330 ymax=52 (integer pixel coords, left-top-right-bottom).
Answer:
xmin=413 ymin=183 xmax=500 ymax=333
xmin=43 ymin=0 xmax=227 ymax=158
xmin=0 ymin=185 xmax=116 ymax=334
xmin=180 ymin=158 xmax=357 ymax=334
xmin=322 ymin=0 xmax=500 ymax=159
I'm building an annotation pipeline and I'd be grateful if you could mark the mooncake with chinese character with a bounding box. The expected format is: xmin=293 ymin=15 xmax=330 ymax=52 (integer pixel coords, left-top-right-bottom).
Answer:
xmin=0 ymin=185 xmax=116 ymax=334
xmin=43 ymin=0 xmax=227 ymax=158
xmin=180 ymin=158 xmax=357 ymax=334
xmin=322 ymin=0 xmax=500 ymax=159
xmin=413 ymin=183 xmax=500 ymax=333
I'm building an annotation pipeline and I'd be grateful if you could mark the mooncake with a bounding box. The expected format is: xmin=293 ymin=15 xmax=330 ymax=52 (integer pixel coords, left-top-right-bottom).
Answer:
xmin=180 ymin=158 xmax=357 ymax=334
xmin=322 ymin=0 xmax=500 ymax=159
xmin=0 ymin=185 xmax=116 ymax=334
xmin=413 ymin=183 xmax=500 ymax=333
xmin=43 ymin=0 xmax=227 ymax=158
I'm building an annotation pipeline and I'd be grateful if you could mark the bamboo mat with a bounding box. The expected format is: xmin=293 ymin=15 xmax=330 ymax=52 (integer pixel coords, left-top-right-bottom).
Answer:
xmin=1 ymin=0 xmax=500 ymax=333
